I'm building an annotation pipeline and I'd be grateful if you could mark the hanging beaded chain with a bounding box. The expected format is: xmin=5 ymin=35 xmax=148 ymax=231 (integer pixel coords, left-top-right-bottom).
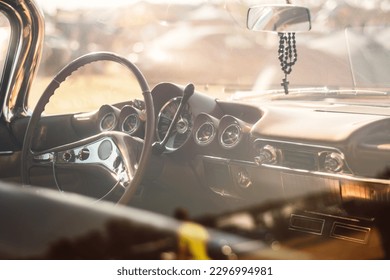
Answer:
xmin=278 ymin=32 xmax=297 ymax=94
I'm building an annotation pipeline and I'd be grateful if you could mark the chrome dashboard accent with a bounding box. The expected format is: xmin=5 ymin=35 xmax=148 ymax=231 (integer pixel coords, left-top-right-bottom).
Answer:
xmin=195 ymin=122 xmax=216 ymax=146
xmin=100 ymin=112 xmax=117 ymax=131
xmin=253 ymin=138 xmax=353 ymax=174
xmin=254 ymin=145 xmax=281 ymax=165
xmin=220 ymin=123 xmax=242 ymax=149
xmin=33 ymin=153 xmax=54 ymax=163
xmin=0 ymin=151 xmax=14 ymax=155
xmin=78 ymin=148 xmax=90 ymax=161
xmin=52 ymin=138 xmax=128 ymax=184
xmin=193 ymin=113 xmax=219 ymax=147
xmin=323 ymin=152 xmax=344 ymax=172
xmin=62 ymin=150 xmax=75 ymax=162
xmin=119 ymin=105 xmax=144 ymax=135
xmin=121 ymin=113 xmax=140 ymax=134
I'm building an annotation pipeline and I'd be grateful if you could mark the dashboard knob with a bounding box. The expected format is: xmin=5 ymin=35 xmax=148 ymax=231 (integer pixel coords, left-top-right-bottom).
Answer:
xmin=255 ymin=145 xmax=279 ymax=165
xmin=324 ymin=152 xmax=344 ymax=172
xmin=78 ymin=148 xmax=90 ymax=161
xmin=62 ymin=150 xmax=74 ymax=162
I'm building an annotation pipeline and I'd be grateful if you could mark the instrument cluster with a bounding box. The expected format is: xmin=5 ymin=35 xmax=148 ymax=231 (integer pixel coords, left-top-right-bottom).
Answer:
xmin=97 ymin=99 xmax=145 ymax=138
xmin=94 ymin=83 xmax=257 ymax=154
xmin=193 ymin=113 xmax=252 ymax=150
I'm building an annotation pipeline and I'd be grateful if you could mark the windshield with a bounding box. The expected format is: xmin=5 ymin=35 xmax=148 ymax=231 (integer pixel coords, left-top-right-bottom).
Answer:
xmin=30 ymin=0 xmax=390 ymax=113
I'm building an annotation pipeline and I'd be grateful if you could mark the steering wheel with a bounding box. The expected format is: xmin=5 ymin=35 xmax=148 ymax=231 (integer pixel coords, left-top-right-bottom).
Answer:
xmin=21 ymin=52 xmax=155 ymax=205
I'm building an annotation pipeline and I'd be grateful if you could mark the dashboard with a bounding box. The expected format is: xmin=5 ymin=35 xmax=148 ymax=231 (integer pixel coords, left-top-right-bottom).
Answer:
xmin=78 ymin=82 xmax=389 ymax=193
xmin=76 ymin=83 xmax=389 ymax=184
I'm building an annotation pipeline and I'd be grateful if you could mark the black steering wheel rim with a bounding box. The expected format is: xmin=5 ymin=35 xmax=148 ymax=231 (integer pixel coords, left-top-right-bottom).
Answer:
xmin=21 ymin=52 xmax=155 ymax=205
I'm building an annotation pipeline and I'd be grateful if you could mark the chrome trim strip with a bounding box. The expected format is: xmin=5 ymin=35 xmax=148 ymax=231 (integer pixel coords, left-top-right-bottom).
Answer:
xmin=254 ymin=138 xmax=345 ymax=152
xmin=263 ymin=163 xmax=390 ymax=185
xmin=0 ymin=151 xmax=13 ymax=155
xmin=200 ymin=155 xmax=256 ymax=167
xmin=199 ymin=155 xmax=390 ymax=185
xmin=303 ymin=210 xmax=375 ymax=223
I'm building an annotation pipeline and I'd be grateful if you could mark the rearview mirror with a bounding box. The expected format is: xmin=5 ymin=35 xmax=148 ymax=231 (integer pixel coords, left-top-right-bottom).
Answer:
xmin=247 ymin=5 xmax=311 ymax=33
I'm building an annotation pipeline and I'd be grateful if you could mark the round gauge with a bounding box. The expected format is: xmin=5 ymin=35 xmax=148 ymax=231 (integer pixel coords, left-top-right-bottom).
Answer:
xmin=122 ymin=114 xmax=140 ymax=134
xmin=220 ymin=123 xmax=242 ymax=148
xmin=157 ymin=97 xmax=193 ymax=151
xmin=100 ymin=112 xmax=117 ymax=131
xmin=195 ymin=122 xmax=215 ymax=146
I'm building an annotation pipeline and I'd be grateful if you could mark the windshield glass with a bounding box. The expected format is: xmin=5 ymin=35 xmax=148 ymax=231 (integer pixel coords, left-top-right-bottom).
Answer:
xmin=30 ymin=0 xmax=390 ymax=114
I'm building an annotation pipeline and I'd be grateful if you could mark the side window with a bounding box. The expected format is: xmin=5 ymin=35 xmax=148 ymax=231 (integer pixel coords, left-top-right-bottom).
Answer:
xmin=0 ymin=13 xmax=10 ymax=80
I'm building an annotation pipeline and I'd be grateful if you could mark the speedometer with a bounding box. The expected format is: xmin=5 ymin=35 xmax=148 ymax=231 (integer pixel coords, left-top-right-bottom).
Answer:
xmin=156 ymin=97 xmax=193 ymax=151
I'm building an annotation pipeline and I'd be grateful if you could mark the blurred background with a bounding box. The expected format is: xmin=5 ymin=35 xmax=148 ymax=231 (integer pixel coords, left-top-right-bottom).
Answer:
xmin=27 ymin=0 xmax=389 ymax=114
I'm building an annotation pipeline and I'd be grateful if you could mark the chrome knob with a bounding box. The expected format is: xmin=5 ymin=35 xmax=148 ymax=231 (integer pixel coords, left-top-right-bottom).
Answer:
xmin=255 ymin=145 xmax=279 ymax=165
xmin=324 ymin=152 xmax=344 ymax=172
xmin=62 ymin=150 xmax=74 ymax=162
xmin=78 ymin=148 xmax=90 ymax=161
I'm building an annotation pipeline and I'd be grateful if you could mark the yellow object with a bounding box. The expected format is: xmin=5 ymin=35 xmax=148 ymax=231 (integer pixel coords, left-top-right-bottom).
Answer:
xmin=177 ymin=221 xmax=211 ymax=260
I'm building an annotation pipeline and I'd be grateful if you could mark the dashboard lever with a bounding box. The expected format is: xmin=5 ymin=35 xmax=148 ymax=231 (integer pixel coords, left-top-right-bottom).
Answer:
xmin=152 ymin=83 xmax=195 ymax=154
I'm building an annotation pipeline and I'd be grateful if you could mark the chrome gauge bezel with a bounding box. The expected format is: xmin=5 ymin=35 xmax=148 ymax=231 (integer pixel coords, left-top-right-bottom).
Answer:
xmin=220 ymin=123 xmax=242 ymax=149
xmin=121 ymin=113 xmax=140 ymax=135
xmin=99 ymin=112 xmax=117 ymax=132
xmin=195 ymin=122 xmax=216 ymax=146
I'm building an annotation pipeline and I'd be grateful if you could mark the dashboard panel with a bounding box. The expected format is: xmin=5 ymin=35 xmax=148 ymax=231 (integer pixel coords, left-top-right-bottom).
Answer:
xmin=67 ymin=82 xmax=389 ymax=206
xmin=82 ymin=83 xmax=389 ymax=185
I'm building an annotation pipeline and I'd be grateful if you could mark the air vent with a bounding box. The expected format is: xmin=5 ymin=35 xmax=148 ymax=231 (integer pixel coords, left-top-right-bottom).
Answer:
xmin=289 ymin=214 xmax=324 ymax=235
xmin=283 ymin=149 xmax=317 ymax=170
xmin=253 ymin=138 xmax=350 ymax=174
xmin=331 ymin=222 xmax=371 ymax=244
